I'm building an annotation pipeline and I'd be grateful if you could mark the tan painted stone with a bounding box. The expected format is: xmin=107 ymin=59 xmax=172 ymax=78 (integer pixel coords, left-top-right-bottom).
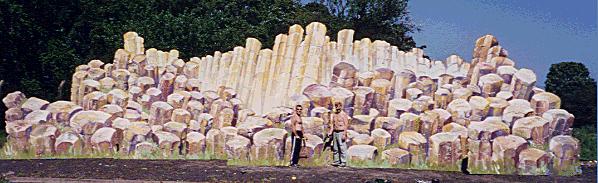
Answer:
xmin=262 ymin=107 xmax=293 ymax=124
xmin=5 ymin=107 xmax=24 ymax=122
xmin=381 ymin=148 xmax=410 ymax=166
xmin=371 ymin=128 xmax=391 ymax=148
xmin=549 ymin=135 xmax=579 ymax=175
xmin=398 ymin=131 xmax=427 ymax=166
xmin=447 ymin=99 xmax=472 ymax=126
xmin=351 ymin=133 xmax=374 ymax=145
xmin=486 ymin=97 xmax=508 ymax=117
xmin=512 ymin=116 xmax=550 ymax=145
xmin=29 ymin=124 xmax=60 ymax=155
xmin=3 ymin=91 xmax=26 ymax=108
xmin=491 ymin=135 xmax=528 ymax=174
xmin=186 ymin=131 xmax=206 ymax=155
xmin=151 ymin=131 xmax=181 ymax=156
xmin=225 ymin=135 xmax=251 ymax=160
xmin=238 ymin=116 xmax=271 ymax=138
xmin=510 ymin=68 xmax=536 ymax=100
xmin=530 ymin=92 xmax=560 ymax=115
xmin=542 ymin=109 xmax=574 ymax=136
xmin=251 ymin=128 xmax=287 ymax=160
xmin=518 ymin=148 xmax=550 ymax=175
xmin=148 ymin=101 xmax=173 ymax=126
xmin=22 ymin=97 xmax=50 ymax=114
xmin=24 ymin=110 xmax=52 ymax=125
xmin=303 ymin=84 xmax=333 ymax=109
xmin=399 ymin=112 xmax=420 ymax=132
xmin=90 ymin=127 xmax=119 ymax=153
xmin=353 ymin=86 xmax=375 ymax=116
xmin=55 ymin=132 xmax=83 ymax=155
xmin=428 ymin=132 xmax=462 ymax=167
xmin=348 ymin=145 xmax=378 ymax=161
xmin=164 ymin=121 xmax=188 ymax=139
xmin=469 ymin=96 xmax=489 ymax=121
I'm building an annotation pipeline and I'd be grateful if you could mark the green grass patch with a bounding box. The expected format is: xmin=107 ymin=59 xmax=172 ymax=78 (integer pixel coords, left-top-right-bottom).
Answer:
xmin=0 ymin=131 xmax=6 ymax=149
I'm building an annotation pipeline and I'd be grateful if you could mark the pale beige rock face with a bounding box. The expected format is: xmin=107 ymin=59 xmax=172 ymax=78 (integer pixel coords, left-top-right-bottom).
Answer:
xmin=549 ymin=135 xmax=579 ymax=174
xmin=22 ymin=97 xmax=50 ymax=114
xmin=351 ymin=133 xmax=374 ymax=145
xmin=186 ymin=131 xmax=206 ymax=155
xmin=353 ymin=86 xmax=375 ymax=116
xmin=388 ymin=98 xmax=412 ymax=118
xmin=55 ymin=132 xmax=84 ymax=155
xmin=148 ymin=101 xmax=173 ymax=126
xmin=397 ymin=131 xmax=427 ymax=165
xmin=371 ymin=79 xmax=392 ymax=116
xmin=90 ymin=127 xmax=118 ymax=153
xmin=491 ymin=135 xmax=528 ymax=174
xmin=510 ymin=68 xmax=536 ymax=100
xmin=469 ymin=96 xmax=489 ymax=121
xmin=348 ymin=145 xmax=378 ymax=161
xmin=351 ymin=114 xmax=376 ymax=134
xmin=251 ymin=128 xmax=287 ymax=160
xmin=5 ymin=108 xmax=23 ymax=122
xmin=512 ymin=116 xmax=550 ymax=145
xmin=374 ymin=117 xmax=404 ymax=144
xmin=467 ymin=120 xmax=510 ymax=140
xmin=303 ymin=84 xmax=333 ymax=109
xmin=24 ymin=110 xmax=53 ymax=125
xmin=542 ymin=109 xmax=574 ymax=136
xmin=237 ymin=116 xmax=271 ymax=138
xmin=29 ymin=124 xmax=60 ymax=155
xmin=163 ymin=121 xmax=188 ymax=139
xmin=371 ymin=128 xmax=392 ymax=148
xmin=3 ymin=91 xmax=27 ymax=109
xmin=150 ymin=131 xmax=180 ymax=156
xmin=530 ymin=92 xmax=561 ymax=115
xmin=225 ymin=135 xmax=251 ymax=160
xmin=428 ymin=132 xmax=461 ymax=166
xmin=381 ymin=148 xmax=410 ymax=166
xmin=447 ymin=99 xmax=472 ymax=126
xmin=70 ymin=110 xmax=112 ymax=135
xmin=518 ymin=148 xmax=551 ymax=175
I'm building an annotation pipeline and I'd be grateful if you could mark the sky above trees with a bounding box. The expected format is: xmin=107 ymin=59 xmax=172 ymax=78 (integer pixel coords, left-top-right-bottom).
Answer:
xmin=409 ymin=0 xmax=597 ymax=87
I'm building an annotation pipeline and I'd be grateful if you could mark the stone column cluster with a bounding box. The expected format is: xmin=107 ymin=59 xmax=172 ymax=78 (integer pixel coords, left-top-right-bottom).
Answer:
xmin=2 ymin=22 xmax=582 ymax=176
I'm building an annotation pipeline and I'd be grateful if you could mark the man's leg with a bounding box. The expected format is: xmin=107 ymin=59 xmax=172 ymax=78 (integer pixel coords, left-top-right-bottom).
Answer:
xmin=290 ymin=134 xmax=297 ymax=165
xmin=331 ymin=132 xmax=341 ymax=165
xmin=291 ymin=135 xmax=302 ymax=166
xmin=339 ymin=135 xmax=348 ymax=166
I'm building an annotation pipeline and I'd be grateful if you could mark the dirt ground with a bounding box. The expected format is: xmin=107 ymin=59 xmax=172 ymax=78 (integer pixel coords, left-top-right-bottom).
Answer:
xmin=0 ymin=159 xmax=595 ymax=183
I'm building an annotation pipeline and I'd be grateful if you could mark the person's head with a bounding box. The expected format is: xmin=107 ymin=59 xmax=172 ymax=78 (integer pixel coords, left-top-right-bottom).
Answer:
xmin=334 ymin=102 xmax=342 ymax=113
xmin=295 ymin=105 xmax=303 ymax=114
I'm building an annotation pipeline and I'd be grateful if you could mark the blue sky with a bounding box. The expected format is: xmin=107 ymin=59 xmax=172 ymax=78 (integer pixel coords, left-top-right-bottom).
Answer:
xmin=408 ymin=0 xmax=598 ymax=87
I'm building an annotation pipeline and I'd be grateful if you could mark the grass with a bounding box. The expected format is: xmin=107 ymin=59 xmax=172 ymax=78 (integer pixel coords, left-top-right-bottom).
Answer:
xmin=0 ymin=131 xmax=6 ymax=149
xmin=0 ymin=128 xmax=590 ymax=176
xmin=0 ymin=144 xmax=226 ymax=160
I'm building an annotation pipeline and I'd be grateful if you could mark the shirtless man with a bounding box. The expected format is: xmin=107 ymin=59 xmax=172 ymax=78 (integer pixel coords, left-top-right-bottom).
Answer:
xmin=329 ymin=102 xmax=349 ymax=167
xmin=289 ymin=105 xmax=304 ymax=167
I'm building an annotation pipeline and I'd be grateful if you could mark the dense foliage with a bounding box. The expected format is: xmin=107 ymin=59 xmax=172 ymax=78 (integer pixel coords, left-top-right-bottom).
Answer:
xmin=545 ymin=62 xmax=597 ymax=160
xmin=0 ymin=0 xmax=419 ymax=135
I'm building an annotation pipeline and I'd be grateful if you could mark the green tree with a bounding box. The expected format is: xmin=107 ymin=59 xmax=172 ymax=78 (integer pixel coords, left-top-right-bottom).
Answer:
xmin=545 ymin=62 xmax=597 ymax=160
xmin=545 ymin=62 xmax=597 ymax=128
xmin=316 ymin=0 xmax=418 ymax=50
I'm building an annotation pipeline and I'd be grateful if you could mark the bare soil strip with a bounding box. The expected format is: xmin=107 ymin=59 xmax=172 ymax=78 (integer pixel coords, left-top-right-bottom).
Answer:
xmin=0 ymin=159 xmax=595 ymax=182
